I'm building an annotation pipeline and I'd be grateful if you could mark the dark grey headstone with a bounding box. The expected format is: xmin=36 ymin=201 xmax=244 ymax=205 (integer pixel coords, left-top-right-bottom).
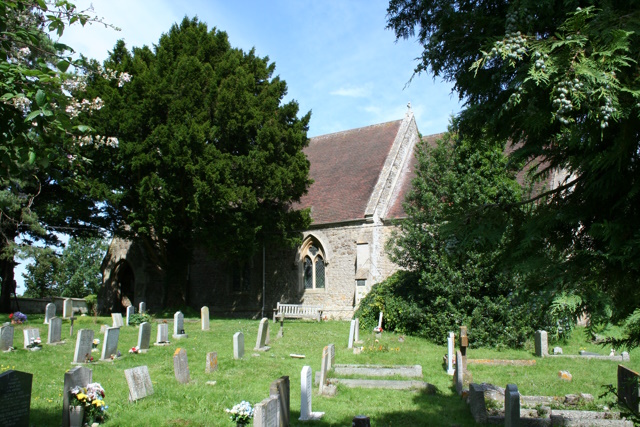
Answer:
xmin=505 ymin=383 xmax=520 ymax=427
xmin=137 ymin=322 xmax=151 ymax=351
xmin=47 ymin=317 xmax=62 ymax=344
xmin=124 ymin=366 xmax=154 ymax=402
xmin=270 ymin=376 xmax=290 ymax=427
xmin=0 ymin=370 xmax=33 ymax=427
xmin=1 ymin=324 xmax=14 ymax=351
xmin=73 ymin=329 xmax=94 ymax=364
xmin=618 ymin=365 xmax=640 ymax=413
xmin=62 ymin=366 xmax=92 ymax=427
xmin=173 ymin=348 xmax=190 ymax=383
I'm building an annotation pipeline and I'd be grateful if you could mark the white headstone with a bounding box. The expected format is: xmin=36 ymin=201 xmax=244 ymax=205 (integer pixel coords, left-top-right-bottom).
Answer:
xmin=100 ymin=326 xmax=120 ymax=360
xmin=126 ymin=306 xmax=134 ymax=326
xmin=347 ymin=320 xmax=356 ymax=349
xmin=254 ymin=318 xmax=270 ymax=351
xmin=535 ymin=330 xmax=548 ymax=357
xmin=124 ymin=366 xmax=154 ymax=402
xmin=173 ymin=348 xmax=190 ymax=383
xmin=447 ymin=332 xmax=455 ymax=375
xmin=22 ymin=328 xmax=40 ymax=349
xmin=156 ymin=323 xmax=169 ymax=344
xmin=0 ymin=324 xmax=13 ymax=351
xmin=62 ymin=366 xmax=92 ymax=427
xmin=63 ymin=299 xmax=73 ymax=318
xmin=47 ymin=317 xmax=62 ymax=344
xmin=254 ymin=395 xmax=279 ymax=427
xmin=73 ymin=329 xmax=94 ymax=364
xmin=378 ymin=311 xmax=383 ymax=329
xmin=138 ymin=301 xmax=146 ymax=314
xmin=319 ymin=346 xmax=330 ymax=394
xmin=299 ymin=366 xmax=323 ymax=420
xmin=354 ymin=318 xmax=360 ymax=342
xmin=44 ymin=303 xmax=56 ymax=324
xmin=233 ymin=332 xmax=244 ymax=359
xmin=112 ymin=313 xmax=124 ymax=328
xmin=173 ymin=311 xmax=187 ymax=339
xmin=137 ymin=322 xmax=151 ymax=351
xmin=201 ymin=306 xmax=210 ymax=331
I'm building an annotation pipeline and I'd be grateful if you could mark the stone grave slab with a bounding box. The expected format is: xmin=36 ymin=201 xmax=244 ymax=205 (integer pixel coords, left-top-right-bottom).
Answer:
xmin=137 ymin=322 xmax=151 ymax=352
xmin=0 ymin=370 xmax=33 ymax=427
xmin=325 ymin=378 xmax=435 ymax=392
xmin=1 ymin=324 xmax=14 ymax=351
xmin=111 ymin=313 xmax=124 ymax=328
xmin=47 ymin=316 xmax=63 ymax=344
xmin=22 ymin=328 xmax=40 ymax=350
xmin=270 ymin=376 xmax=290 ymax=427
xmin=126 ymin=306 xmax=134 ymax=326
xmin=44 ymin=303 xmax=55 ymax=324
xmin=62 ymin=366 xmax=92 ymax=427
xmin=535 ymin=330 xmax=549 ymax=357
xmin=254 ymin=395 xmax=279 ymax=427
xmin=63 ymin=298 xmax=73 ymax=318
xmin=234 ymin=331 xmax=244 ymax=359
xmin=73 ymin=329 xmax=94 ymax=364
xmin=332 ymin=364 xmax=422 ymax=378
xmin=254 ymin=317 xmax=270 ymax=351
xmin=299 ymin=366 xmax=323 ymax=421
xmin=173 ymin=311 xmax=187 ymax=339
xmin=174 ymin=348 xmax=190 ymax=383
xmin=156 ymin=323 xmax=170 ymax=345
xmin=206 ymin=352 xmax=218 ymax=373
xmin=201 ymin=306 xmax=210 ymax=331
xmin=100 ymin=326 xmax=120 ymax=361
xmin=124 ymin=366 xmax=154 ymax=402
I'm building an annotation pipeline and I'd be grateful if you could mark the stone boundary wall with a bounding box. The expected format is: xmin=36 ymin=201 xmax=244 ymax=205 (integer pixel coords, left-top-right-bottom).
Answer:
xmin=10 ymin=296 xmax=88 ymax=315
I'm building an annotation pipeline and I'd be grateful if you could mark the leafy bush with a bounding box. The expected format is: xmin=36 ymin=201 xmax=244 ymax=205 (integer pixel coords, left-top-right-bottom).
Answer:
xmin=128 ymin=313 xmax=152 ymax=326
xmin=84 ymin=295 xmax=98 ymax=316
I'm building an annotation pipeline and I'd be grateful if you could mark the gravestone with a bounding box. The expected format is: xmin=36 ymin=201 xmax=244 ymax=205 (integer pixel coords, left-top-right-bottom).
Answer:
xmin=327 ymin=343 xmax=335 ymax=371
xmin=233 ymin=331 xmax=244 ymax=359
xmin=352 ymin=415 xmax=371 ymax=427
xmin=254 ymin=395 xmax=279 ymax=427
xmin=62 ymin=366 xmax=92 ymax=427
xmin=505 ymin=384 xmax=520 ymax=427
xmin=124 ymin=365 xmax=154 ymax=402
xmin=377 ymin=312 xmax=383 ymax=330
xmin=173 ymin=311 xmax=187 ymax=339
xmin=1 ymin=324 xmax=14 ymax=351
xmin=73 ymin=329 xmax=94 ymax=364
xmin=455 ymin=350 xmax=464 ymax=395
xmin=137 ymin=322 xmax=151 ymax=352
xmin=447 ymin=332 xmax=455 ymax=375
xmin=100 ymin=326 xmax=120 ymax=361
xmin=205 ymin=352 xmax=218 ymax=373
xmin=47 ymin=317 xmax=62 ymax=344
xmin=618 ymin=365 xmax=640 ymax=413
xmin=354 ymin=318 xmax=360 ymax=343
xmin=254 ymin=317 xmax=270 ymax=351
xmin=270 ymin=376 xmax=290 ymax=427
xmin=201 ymin=306 xmax=210 ymax=331
xmin=348 ymin=319 xmax=356 ymax=349
xmin=0 ymin=370 xmax=33 ymax=427
xmin=138 ymin=301 xmax=146 ymax=314
xmin=156 ymin=323 xmax=169 ymax=345
xmin=126 ymin=306 xmax=134 ymax=326
xmin=459 ymin=326 xmax=468 ymax=369
xmin=22 ymin=328 xmax=40 ymax=349
xmin=173 ymin=348 xmax=190 ymax=383
xmin=319 ymin=346 xmax=330 ymax=394
xmin=535 ymin=330 xmax=548 ymax=357
xmin=111 ymin=313 xmax=124 ymax=328
xmin=299 ymin=366 xmax=323 ymax=420
xmin=44 ymin=303 xmax=55 ymax=324
xmin=63 ymin=298 xmax=73 ymax=318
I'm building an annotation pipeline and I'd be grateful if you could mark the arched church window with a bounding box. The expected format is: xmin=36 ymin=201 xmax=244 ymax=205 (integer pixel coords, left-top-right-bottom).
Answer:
xmin=301 ymin=242 xmax=326 ymax=290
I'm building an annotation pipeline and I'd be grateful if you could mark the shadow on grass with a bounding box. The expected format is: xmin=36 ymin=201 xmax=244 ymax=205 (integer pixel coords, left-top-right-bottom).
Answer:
xmin=30 ymin=406 xmax=62 ymax=427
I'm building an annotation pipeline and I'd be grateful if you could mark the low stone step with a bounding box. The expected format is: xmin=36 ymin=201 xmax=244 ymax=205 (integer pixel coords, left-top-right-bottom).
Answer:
xmin=326 ymin=378 xmax=436 ymax=393
xmin=331 ymin=364 xmax=422 ymax=378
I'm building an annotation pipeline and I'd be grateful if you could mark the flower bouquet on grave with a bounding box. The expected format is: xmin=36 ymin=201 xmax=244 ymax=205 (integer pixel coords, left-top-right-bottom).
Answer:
xmin=10 ymin=311 xmax=27 ymax=325
xmin=70 ymin=382 xmax=108 ymax=425
xmin=92 ymin=338 xmax=100 ymax=351
xmin=26 ymin=337 xmax=42 ymax=350
xmin=129 ymin=346 xmax=139 ymax=354
xmin=84 ymin=353 xmax=95 ymax=363
xmin=225 ymin=401 xmax=253 ymax=426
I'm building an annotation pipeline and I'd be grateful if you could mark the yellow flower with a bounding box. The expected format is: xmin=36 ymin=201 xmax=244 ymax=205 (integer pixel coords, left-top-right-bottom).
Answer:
xmin=76 ymin=393 xmax=87 ymax=401
xmin=93 ymin=399 xmax=104 ymax=407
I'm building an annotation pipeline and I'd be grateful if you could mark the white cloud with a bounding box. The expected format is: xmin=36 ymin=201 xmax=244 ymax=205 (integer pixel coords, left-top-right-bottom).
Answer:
xmin=330 ymin=85 xmax=371 ymax=98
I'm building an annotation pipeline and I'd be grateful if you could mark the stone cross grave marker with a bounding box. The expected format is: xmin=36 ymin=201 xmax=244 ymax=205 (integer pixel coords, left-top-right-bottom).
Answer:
xmin=137 ymin=322 xmax=151 ymax=352
xmin=0 ymin=370 xmax=33 ymax=427
xmin=62 ymin=366 xmax=92 ymax=427
xmin=234 ymin=331 xmax=244 ymax=359
xmin=173 ymin=311 xmax=188 ymax=339
xmin=201 ymin=306 xmax=210 ymax=331
xmin=69 ymin=316 xmax=76 ymax=338
xmin=354 ymin=318 xmax=360 ymax=343
xmin=254 ymin=395 xmax=279 ymax=427
xmin=206 ymin=352 xmax=218 ymax=373
xmin=455 ymin=350 xmax=464 ymax=395
xmin=535 ymin=330 xmax=548 ymax=357
xmin=22 ymin=328 xmax=40 ymax=350
xmin=327 ymin=343 xmax=335 ymax=371
xmin=618 ymin=365 xmax=640 ymax=413
xmin=126 ymin=306 xmax=134 ymax=326
xmin=47 ymin=317 xmax=62 ymax=344
xmin=299 ymin=366 xmax=323 ymax=420
xmin=1 ymin=324 xmax=14 ymax=351
xmin=124 ymin=365 xmax=154 ymax=402
xmin=100 ymin=326 xmax=120 ymax=361
xmin=348 ymin=319 xmax=356 ymax=349
xmin=254 ymin=317 xmax=270 ymax=351
xmin=63 ymin=298 xmax=73 ymax=318
xmin=156 ymin=323 xmax=169 ymax=345
xmin=44 ymin=303 xmax=55 ymax=324
xmin=138 ymin=301 xmax=146 ymax=314
xmin=270 ymin=376 xmax=290 ymax=427
xmin=73 ymin=329 xmax=94 ymax=364
xmin=505 ymin=384 xmax=520 ymax=427
xmin=459 ymin=326 xmax=468 ymax=369
xmin=173 ymin=348 xmax=190 ymax=383
xmin=111 ymin=313 xmax=124 ymax=328
xmin=447 ymin=332 xmax=455 ymax=375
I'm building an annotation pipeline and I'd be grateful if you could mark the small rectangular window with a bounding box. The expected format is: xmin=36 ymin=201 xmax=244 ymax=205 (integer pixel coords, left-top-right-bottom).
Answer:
xmin=356 ymin=279 xmax=366 ymax=287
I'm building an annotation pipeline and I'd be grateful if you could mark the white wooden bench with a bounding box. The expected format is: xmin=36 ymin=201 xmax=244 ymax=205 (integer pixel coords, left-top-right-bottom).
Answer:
xmin=273 ymin=303 xmax=323 ymax=322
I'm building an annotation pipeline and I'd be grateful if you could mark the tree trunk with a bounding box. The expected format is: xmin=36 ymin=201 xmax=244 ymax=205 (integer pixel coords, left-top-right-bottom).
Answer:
xmin=0 ymin=227 xmax=17 ymax=313
xmin=164 ymin=238 xmax=192 ymax=309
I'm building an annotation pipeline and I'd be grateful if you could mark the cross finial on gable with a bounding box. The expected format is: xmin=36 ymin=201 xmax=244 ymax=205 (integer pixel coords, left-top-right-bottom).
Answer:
xmin=406 ymin=102 xmax=412 ymax=116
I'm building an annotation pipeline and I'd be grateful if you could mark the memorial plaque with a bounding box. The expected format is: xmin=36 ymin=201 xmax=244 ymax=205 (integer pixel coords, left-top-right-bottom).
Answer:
xmin=47 ymin=317 xmax=62 ymax=344
xmin=137 ymin=322 xmax=151 ymax=351
xmin=0 ymin=370 xmax=33 ymax=427
xmin=173 ymin=348 xmax=190 ymax=383
xmin=233 ymin=332 xmax=244 ymax=359
xmin=44 ymin=303 xmax=56 ymax=324
xmin=124 ymin=366 xmax=154 ymax=402
xmin=100 ymin=327 xmax=120 ymax=361
xmin=201 ymin=306 xmax=210 ymax=331
xmin=62 ymin=366 xmax=92 ymax=427
xmin=73 ymin=329 xmax=94 ymax=364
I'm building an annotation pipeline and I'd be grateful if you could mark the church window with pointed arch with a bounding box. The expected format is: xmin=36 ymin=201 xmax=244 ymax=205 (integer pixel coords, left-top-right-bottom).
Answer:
xmin=301 ymin=242 xmax=326 ymax=290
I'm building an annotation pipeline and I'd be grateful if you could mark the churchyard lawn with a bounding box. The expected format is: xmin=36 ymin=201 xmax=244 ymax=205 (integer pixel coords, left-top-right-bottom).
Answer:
xmin=1 ymin=314 xmax=638 ymax=426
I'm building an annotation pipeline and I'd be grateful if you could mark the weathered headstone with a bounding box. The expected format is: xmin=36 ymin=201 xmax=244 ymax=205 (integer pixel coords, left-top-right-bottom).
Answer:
xmin=111 ymin=313 xmax=124 ymax=328
xmin=156 ymin=323 xmax=169 ymax=345
xmin=270 ymin=376 xmax=290 ymax=427
xmin=0 ymin=370 xmax=33 ymax=427
xmin=319 ymin=346 xmax=332 ymax=395
xmin=69 ymin=316 xmax=76 ymax=338
xmin=205 ymin=352 xmax=218 ymax=373
xmin=535 ymin=330 xmax=548 ymax=357
xmin=137 ymin=322 xmax=151 ymax=352
xmin=299 ymin=366 xmax=323 ymax=420
xmin=138 ymin=301 xmax=146 ymax=314
xmin=62 ymin=366 xmax=92 ymax=427
xmin=455 ymin=350 xmax=464 ymax=395
xmin=233 ymin=331 xmax=244 ymax=359
xmin=201 ymin=306 xmax=210 ymax=331
xmin=63 ymin=298 xmax=73 ymax=318
xmin=348 ymin=319 xmax=356 ymax=349
xmin=254 ymin=395 xmax=279 ymax=427
xmin=173 ymin=348 xmax=190 ymax=383
xmin=100 ymin=326 xmax=120 ymax=361
xmin=618 ymin=365 xmax=640 ymax=413
xmin=447 ymin=332 xmax=455 ymax=375
xmin=44 ymin=303 xmax=56 ymax=324
xmin=124 ymin=365 xmax=154 ymax=402
xmin=73 ymin=329 xmax=94 ymax=364
xmin=505 ymin=384 xmax=520 ymax=427
xmin=173 ymin=311 xmax=187 ymax=339
xmin=126 ymin=306 xmax=134 ymax=326
xmin=47 ymin=317 xmax=62 ymax=344
xmin=22 ymin=328 xmax=40 ymax=350
xmin=254 ymin=317 xmax=270 ymax=351
xmin=459 ymin=326 xmax=468 ymax=369
xmin=327 ymin=343 xmax=335 ymax=371
xmin=0 ymin=324 xmax=14 ymax=351
xmin=354 ymin=317 xmax=360 ymax=343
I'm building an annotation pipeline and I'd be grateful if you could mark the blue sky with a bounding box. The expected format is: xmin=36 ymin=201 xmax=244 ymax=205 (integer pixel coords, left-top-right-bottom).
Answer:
xmin=16 ymin=1 xmax=463 ymax=293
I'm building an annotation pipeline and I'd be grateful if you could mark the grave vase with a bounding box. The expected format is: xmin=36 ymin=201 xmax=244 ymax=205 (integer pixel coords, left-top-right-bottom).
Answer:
xmin=69 ymin=405 xmax=84 ymax=427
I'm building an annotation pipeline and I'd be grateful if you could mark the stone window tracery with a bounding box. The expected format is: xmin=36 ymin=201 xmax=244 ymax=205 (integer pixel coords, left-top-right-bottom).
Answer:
xmin=301 ymin=241 xmax=326 ymax=290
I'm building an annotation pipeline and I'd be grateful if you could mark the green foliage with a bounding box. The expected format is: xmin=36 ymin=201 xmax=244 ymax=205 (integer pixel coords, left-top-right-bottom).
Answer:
xmin=127 ymin=312 xmax=151 ymax=326
xmin=84 ymin=294 xmax=98 ymax=315
xmin=21 ymin=247 xmax=60 ymax=298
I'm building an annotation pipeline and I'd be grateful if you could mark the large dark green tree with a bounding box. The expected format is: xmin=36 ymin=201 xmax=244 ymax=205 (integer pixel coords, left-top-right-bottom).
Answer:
xmin=387 ymin=1 xmax=640 ymax=339
xmin=82 ymin=18 xmax=312 ymax=307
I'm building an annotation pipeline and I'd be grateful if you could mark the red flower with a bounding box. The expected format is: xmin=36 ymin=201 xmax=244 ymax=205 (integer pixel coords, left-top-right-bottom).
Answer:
xmin=9 ymin=313 xmax=13 ymax=319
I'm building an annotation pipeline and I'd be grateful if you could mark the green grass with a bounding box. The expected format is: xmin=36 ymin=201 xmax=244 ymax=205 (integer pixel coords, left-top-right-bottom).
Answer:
xmin=1 ymin=314 xmax=638 ymax=426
